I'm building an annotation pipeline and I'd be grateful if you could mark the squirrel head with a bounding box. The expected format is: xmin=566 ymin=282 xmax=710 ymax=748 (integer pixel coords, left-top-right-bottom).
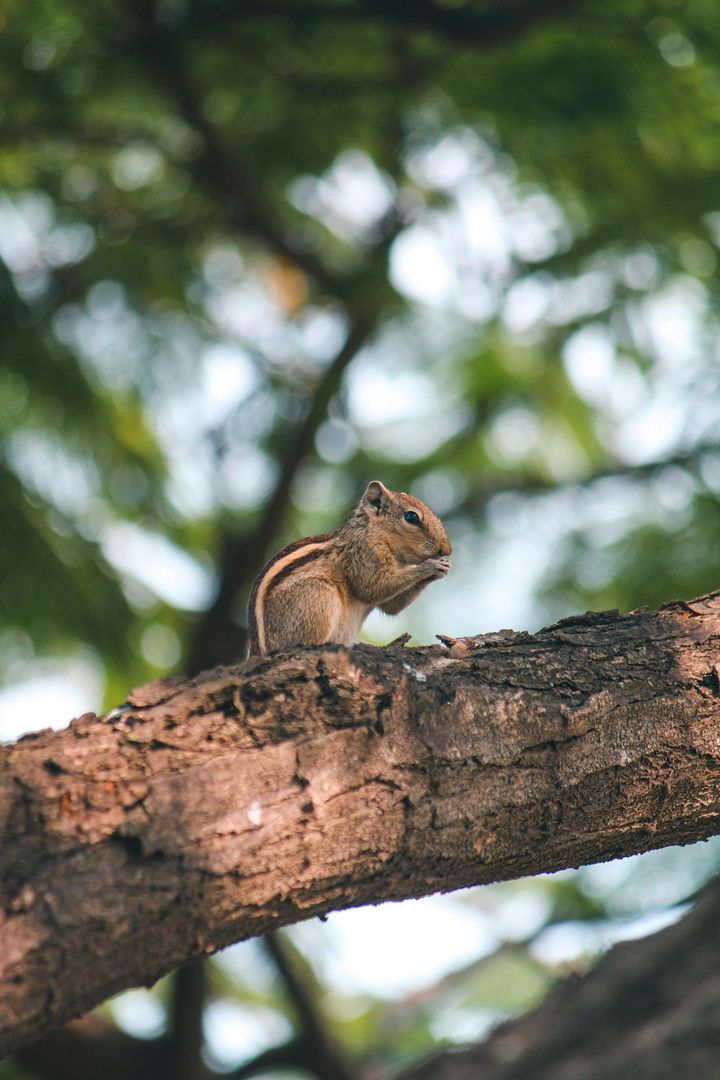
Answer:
xmin=358 ymin=480 xmax=452 ymax=562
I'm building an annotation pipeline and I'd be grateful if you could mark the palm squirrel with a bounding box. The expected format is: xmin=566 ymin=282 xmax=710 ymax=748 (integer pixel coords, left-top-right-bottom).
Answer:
xmin=247 ymin=480 xmax=452 ymax=656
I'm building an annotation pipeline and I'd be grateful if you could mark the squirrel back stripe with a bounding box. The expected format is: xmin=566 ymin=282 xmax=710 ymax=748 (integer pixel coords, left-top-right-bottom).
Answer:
xmin=247 ymin=529 xmax=339 ymax=656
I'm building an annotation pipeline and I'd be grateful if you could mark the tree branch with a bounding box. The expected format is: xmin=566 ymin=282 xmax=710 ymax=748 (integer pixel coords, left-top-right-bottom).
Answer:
xmin=204 ymin=0 xmax=583 ymax=49
xmin=186 ymin=306 xmax=379 ymax=672
xmin=264 ymin=931 xmax=359 ymax=1080
xmin=131 ymin=0 xmax=391 ymax=669
xmin=461 ymin=437 xmax=720 ymax=513
xmin=129 ymin=0 xmax=339 ymax=295
xmin=3 ymin=590 xmax=720 ymax=1055
xmin=400 ymin=877 xmax=720 ymax=1080
xmin=165 ymin=961 xmax=208 ymax=1080
xmin=12 ymin=1017 xmax=157 ymax=1080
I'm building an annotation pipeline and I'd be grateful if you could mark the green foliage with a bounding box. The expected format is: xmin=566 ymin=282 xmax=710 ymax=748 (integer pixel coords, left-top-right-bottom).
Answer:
xmin=0 ymin=1063 xmax=34 ymax=1080
xmin=2 ymin=0 xmax=720 ymax=1073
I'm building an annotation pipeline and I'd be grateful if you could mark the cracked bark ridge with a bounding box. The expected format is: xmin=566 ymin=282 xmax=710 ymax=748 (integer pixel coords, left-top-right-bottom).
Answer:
xmin=401 ymin=877 xmax=720 ymax=1080
xmin=2 ymin=591 xmax=720 ymax=1055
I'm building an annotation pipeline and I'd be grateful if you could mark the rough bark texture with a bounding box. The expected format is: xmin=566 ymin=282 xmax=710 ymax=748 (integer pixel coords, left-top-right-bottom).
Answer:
xmin=402 ymin=878 xmax=720 ymax=1080
xmin=2 ymin=592 xmax=720 ymax=1055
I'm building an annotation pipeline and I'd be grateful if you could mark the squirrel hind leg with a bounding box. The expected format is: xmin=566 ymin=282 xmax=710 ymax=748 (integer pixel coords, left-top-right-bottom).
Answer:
xmin=263 ymin=576 xmax=343 ymax=652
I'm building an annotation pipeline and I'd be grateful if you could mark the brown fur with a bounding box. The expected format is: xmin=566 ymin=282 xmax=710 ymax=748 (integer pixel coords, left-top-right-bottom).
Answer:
xmin=247 ymin=530 xmax=338 ymax=656
xmin=247 ymin=481 xmax=451 ymax=656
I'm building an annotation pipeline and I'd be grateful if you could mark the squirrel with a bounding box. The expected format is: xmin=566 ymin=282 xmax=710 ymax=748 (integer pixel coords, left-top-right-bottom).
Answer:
xmin=247 ymin=480 xmax=452 ymax=656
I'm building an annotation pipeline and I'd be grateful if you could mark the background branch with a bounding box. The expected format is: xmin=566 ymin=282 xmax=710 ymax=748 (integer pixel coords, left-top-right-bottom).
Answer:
xmin=400 ymin=878 xmax=720 ymax=1080
xmin=203 ymin=0 xmax=584 ymax=48
xmin=264 ymin=931 xmax=359 ymax=1080
xmin=186 ymin=308 xmax=380 ymax=672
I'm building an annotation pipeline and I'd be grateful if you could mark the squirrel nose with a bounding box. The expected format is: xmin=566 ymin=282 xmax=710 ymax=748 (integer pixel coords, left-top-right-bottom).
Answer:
xmin=438 ymin=540 xmax=452 ymax=556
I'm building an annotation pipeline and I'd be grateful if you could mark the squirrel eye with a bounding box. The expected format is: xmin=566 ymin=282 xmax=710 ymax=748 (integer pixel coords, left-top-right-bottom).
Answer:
xmin=403 ymin=510 xmax=421 ymax=526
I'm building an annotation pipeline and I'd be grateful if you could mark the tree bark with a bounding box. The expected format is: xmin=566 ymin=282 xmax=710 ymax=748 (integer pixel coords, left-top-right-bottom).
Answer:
xmin=2 ymin=591 xmax=720 ymax=1055
xmin=400 ymin=876 xmax=720 ymax=1080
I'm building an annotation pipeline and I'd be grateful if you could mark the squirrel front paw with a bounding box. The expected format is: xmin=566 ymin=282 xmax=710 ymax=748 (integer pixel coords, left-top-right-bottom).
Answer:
xmin=426 ymin=555 xmax=451 ymax=578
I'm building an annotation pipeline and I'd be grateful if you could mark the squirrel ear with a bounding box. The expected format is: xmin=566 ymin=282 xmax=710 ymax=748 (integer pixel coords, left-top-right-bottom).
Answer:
xmin=362 ymin=480 xmax=390 ymax=514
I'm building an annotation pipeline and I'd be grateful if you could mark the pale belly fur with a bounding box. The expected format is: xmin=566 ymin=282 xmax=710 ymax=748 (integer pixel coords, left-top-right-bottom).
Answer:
xmin=331 ymin=598 xmax=372 ymax=645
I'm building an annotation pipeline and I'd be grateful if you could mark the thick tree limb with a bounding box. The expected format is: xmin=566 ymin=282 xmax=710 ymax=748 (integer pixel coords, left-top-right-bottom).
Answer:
xmin=3 ymin=591 xmax=720 ymax=1055
xmin=400 ymin=877 xmax=720 ymax=1080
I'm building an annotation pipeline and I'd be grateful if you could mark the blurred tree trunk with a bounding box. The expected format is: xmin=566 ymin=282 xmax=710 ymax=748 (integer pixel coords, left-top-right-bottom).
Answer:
xmin=184 ymin=306 xmax=380 ymax=674
xmin=3 ymin=591 xmax=720 ymax=1055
